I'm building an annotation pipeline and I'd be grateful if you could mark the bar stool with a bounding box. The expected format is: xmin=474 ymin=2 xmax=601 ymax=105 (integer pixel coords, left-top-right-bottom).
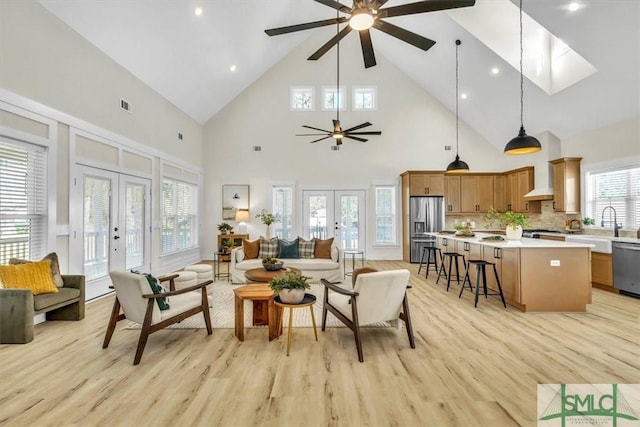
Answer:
xmin=459 ymin=260 xmax=507 ymax=308
xmin=417 ymin=246 xmax=442 ymax=279
xmin=437 ymin=252 xmax=466 ymax=291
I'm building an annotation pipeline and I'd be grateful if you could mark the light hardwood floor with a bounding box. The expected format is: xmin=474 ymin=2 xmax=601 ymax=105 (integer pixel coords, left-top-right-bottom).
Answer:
xmin=1 ymin=260 xmax=638 ymax=426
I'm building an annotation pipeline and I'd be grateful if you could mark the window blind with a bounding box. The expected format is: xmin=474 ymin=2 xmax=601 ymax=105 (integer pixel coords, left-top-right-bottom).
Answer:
xmin=0 ymin=139 xmax=47 ymax=264
xmin=586 ymin=166 xmax=640 ymax=229
xmin=375 ymin=186 xmax=396 ymax=244
xmin=161 ymin=178 xmax=197 ymax=254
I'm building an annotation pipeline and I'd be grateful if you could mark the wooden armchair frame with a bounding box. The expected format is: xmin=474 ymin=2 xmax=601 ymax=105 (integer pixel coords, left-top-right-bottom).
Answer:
xmin=321 ymin=278 xmax=415 ymax=362
xmin=103 ymin=273 xmax=213 ymax=365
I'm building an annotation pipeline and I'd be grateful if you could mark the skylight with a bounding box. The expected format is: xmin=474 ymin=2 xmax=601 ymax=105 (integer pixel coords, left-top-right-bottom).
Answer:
xmin=447 ymin=0 xmax=597 ymax=95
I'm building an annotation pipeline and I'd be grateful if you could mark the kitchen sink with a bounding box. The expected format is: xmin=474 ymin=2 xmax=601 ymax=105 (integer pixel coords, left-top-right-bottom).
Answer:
xmin=565 ymin=235 xmax=612 ymax=254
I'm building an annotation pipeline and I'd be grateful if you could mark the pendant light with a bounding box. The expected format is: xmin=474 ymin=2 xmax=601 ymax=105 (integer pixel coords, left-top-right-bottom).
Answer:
xmin=446 ymin=39 xmax=470 ymax=173
xmin=504 ymin=0 xmax=541 ymax=155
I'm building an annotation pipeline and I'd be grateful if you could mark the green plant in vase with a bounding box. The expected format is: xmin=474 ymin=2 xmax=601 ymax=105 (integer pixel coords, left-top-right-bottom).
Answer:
xmin=269 ymin=271 xmax=311 ymax=304
xmin=499 ymin=211 xmax=529 ymax=240
xmin=217 ymin=222 xmax=233 ymax=234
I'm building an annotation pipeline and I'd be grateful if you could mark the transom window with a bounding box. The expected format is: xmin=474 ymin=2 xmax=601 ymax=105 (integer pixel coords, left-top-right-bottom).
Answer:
xmin=585 ymin=166 xmax=640 ymax=229
xmin=290 ymin=86 xmax=315 ymax=111
xmin=353 ymin=86 xmax=377 ymax=111
xmin=321 ymin=86 xmax=346 ymax=111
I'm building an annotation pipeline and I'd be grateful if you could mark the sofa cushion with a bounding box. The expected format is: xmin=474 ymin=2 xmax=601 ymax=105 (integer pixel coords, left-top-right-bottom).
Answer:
xmin=10 ymin=252 xmax=64 ymax=288
xmin=34 ymin=287 xmax=80 ymax=311
xmin=278 ymin=238 xmax=299 ymax=259
xmin=259 ymin=237 xmax=279 ymax=258
xmin=0 ymin=260 xmax=59 ymax=295
xmin=298 ymin=238 xmax=315 ymax=259
xmin=314 ymin=237 xmax=334 ymax=259
xmin=235 ymin=258 xmax=339 ymax=272
xmin=243 ymin=239 xmax=260 ymax=259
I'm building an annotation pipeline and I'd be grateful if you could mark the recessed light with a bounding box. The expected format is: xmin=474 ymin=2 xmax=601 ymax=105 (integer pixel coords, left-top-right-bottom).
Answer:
xmin=568 ymin=2 xmax=579 ymax=12
xmin=194 ymin=7 xmax=203 ymax=16
xmin=491 ymin=67 xmax=500 ymax=75
xmin=230 ymin=65 xmax=237 ymax=72
xmin=460 ymin=93 xmax=468 ymax=100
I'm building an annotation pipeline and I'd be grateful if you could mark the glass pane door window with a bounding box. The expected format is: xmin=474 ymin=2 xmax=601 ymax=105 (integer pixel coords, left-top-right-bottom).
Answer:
xmin=83 ymin=175 xmax=111 ymax=281
xmin=123 ymin=181 xmax=147 ymax=270
xmin=336 ymin=191 xmax=365 ymax=250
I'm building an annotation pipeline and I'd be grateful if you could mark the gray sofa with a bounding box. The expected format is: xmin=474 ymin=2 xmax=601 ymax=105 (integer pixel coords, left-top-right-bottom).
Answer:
xmin=0 ymin=275 xmax=85 ymax=344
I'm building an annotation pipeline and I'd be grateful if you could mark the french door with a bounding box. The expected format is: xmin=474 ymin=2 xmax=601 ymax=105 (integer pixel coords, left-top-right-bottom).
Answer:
xmin=302 ymin=190 xmax=366 ymax=251
xmin=71 ymin=166 xmax=151 ymax=299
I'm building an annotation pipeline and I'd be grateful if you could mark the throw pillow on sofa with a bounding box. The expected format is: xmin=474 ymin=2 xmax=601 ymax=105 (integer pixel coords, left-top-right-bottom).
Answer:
xmin=0 ymin=260 xmax=59 ymax=295
xmin=242 ymin=239 xmax=260 ymax=259
xmin=278 ymin=238 xmax=299 ymax=258
xmin=298 ymin=237 xmax=315 ymax=259
xmin=259 ymin=237 xmax=279 ymax=259
xmin=9 ymin=252 xmax=64 ymax=287
xmin=314 ymin=237 xmax=334 ymax=259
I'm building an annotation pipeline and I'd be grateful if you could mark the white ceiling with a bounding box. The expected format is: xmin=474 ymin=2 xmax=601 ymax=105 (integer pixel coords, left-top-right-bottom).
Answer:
xmin=38 ymin=0 xmax=640 ymax=148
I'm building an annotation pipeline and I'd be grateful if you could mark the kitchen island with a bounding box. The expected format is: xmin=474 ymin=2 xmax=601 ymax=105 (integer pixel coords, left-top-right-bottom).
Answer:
xmin=433 ymin=232 xmax=594 ymax=312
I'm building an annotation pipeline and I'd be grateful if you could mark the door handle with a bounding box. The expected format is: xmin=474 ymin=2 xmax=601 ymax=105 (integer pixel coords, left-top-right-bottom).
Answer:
xmin=114 ymin=235 xmax=120 ymax=240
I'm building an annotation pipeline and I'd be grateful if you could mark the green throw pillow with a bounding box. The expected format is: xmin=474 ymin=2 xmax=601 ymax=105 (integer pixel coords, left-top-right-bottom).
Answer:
xmin=278 ymin=238 xmax=300 ymax=259
xmin=131 ymin=270 xmax=170 ymax=310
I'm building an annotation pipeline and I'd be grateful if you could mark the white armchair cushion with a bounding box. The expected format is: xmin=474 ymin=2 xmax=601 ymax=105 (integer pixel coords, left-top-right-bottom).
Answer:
xmin=159 ymin=292 xmax=202 ymax=322
xmin=110 ymin=271 xmax=161 ymax=325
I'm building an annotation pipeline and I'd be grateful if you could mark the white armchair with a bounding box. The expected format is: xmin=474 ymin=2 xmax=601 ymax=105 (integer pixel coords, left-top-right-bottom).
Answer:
xmin=103 ymin=271 xmax=212 ymax=365
xmin=321 ymin=269 xmax=415 ymax=362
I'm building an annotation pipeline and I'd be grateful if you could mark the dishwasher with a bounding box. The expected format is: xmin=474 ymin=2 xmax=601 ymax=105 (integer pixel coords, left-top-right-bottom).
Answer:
xmin=613 ymin=241 xmax=640 ymax=297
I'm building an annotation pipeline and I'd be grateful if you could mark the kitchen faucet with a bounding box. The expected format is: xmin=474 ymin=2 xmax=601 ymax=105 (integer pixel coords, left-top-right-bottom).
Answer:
xmin=601 ymin=206 xmax=621 ymax=237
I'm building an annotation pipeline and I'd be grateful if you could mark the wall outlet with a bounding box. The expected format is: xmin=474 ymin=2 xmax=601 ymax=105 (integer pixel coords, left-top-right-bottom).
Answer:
xmin=550 ymin=260 xmax=561 ymax=267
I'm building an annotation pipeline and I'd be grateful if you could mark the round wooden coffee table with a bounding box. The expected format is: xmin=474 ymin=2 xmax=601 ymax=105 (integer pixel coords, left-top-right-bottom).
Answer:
xmin=244 ymin=267 xmax=301 ymax=283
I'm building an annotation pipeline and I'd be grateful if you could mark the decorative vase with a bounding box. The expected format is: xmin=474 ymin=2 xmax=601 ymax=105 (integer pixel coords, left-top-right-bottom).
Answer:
xmin=279 ymin=288 xmax=305 ymax=304
xmin=506 ymin=225 xmax=523 ymax=240
xmin=265 ymin=224 xmax=271 ymax=239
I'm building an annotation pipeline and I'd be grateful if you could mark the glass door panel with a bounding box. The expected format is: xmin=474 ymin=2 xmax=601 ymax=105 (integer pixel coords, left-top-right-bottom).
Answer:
xmin=123 ymin=182 xmax=146 ymax=270
xmin=83 ymin=175 xmax=113 ymax=281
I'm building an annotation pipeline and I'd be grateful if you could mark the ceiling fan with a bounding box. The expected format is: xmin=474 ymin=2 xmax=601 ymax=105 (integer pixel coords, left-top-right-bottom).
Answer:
xmin=265 ymin=0 xmax=476 ymax=68
xmin=296 ymin=8 xmax=381 ymax=145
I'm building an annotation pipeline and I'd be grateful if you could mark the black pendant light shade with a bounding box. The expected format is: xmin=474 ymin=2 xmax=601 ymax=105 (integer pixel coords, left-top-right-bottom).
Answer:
xmin=505 ymin=0 xmax=541 ymax=155
xmin=446 ymin=39 xmax=469 ymax=173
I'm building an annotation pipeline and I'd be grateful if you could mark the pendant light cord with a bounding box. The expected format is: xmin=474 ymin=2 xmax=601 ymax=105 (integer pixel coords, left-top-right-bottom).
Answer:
xmin=455 ymin=40 xmax=460 ymax=155
xmin=519 ymin=0 xmax=524 ymax=128
xmin=336 ymin=5 xmax=340 ymax=124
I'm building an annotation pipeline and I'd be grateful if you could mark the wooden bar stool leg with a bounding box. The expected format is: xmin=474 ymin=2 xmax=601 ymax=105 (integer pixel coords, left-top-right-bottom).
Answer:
xmin=310 ymin=306 xmax=318 ymax=341
xmin=286 ymin=307 xmax=293 ymax=356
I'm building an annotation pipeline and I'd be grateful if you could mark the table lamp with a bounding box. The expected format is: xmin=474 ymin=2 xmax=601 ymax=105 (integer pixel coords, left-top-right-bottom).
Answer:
xmin=235 ymin=209 xmax=250 ymax=234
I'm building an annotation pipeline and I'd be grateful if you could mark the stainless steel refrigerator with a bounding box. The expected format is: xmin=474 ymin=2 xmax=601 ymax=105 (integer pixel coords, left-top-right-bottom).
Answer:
xmin=410 ymin=196 xmax=445 ymax=263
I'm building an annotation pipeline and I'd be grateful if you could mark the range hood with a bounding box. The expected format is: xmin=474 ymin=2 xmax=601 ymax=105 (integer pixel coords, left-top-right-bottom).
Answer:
xmin=523 ymin=132 xmax=561 ymax=201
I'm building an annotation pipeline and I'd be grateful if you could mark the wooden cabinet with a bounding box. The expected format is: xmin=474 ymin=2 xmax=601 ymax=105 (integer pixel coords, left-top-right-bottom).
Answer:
xmin=444 ymin=175 xmax=461 ymax=213
xmin=550 ymin=157 xmax=582 ymax=214
xmin=493 ymin=174 xmax=508 ymax=212
xmin=407 ymin=172 xmax=444 ymax=195
xmin=591 ymin=252 xmax=614 ymax=290
xmin=538 ymin=234 xmax=566 ymax=242
xmin=401 ymin=173 xmax=411 ymax=262
xmin=460 ymin=175 xmax=495 ymax=213
xmin=217 ymin=233 xmax=249 ymax=252
xmin=499 ymin=248 xmax=521 ymax=304
xmin=505 ymin=167 xmax=541 ymax=213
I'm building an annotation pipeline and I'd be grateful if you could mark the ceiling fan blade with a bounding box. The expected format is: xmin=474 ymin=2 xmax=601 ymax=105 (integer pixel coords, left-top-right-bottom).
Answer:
xmin=379 ymin=0 xmax=475 ymax=18
xmin=313 ymin=0 xmax=352 ymax=13
xmin=359 ymin=30 xmax=377 ymax=69
xmin=346 ymin=131 xmax=382 ymax=135
xmin=265 ymin=17 xmax=347 ymax=36
xmin=374 ymin=20 xmax=436 ymax=51
xmin=343 ymin=122 xmax=372 ymax=132
xmin=310 ymin=136 xmax=333 ymax=143
xmin=343 ymin=135 xmax=369 ymax=142
xmin=308 ymin=25 xmax=353 ymax=60
xmin=297 ymin=133 xmax=330 ymax=136
xmin=373 ymin=0 xmax=390 ymax=8
xmin=302 ymin=125 xmax=332 ymax=133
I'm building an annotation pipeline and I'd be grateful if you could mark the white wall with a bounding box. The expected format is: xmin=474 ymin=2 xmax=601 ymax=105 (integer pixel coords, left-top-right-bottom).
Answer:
xmin=202 ymin=33 xmax=511 ymax=259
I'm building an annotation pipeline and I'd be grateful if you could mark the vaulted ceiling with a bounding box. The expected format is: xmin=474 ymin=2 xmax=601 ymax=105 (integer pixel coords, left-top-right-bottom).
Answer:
xmin=39 ymin=0 xmax=639 ymax=148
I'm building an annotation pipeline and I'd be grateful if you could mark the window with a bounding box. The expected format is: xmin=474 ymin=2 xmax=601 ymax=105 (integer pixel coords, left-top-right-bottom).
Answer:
xmin=585 ymin=166 xmax=640 ymax=229
xmin=290 ymin=86 xmax=315 ymax=111
xmin=0 ymin=138 xmax=47 ymax=264
xmin=161 ymin=179 xmax=198 ymax=254
xmin=375 ymin=185 xmax=397 ymax=245
xmin=321 ymin=86 xmax=346 ymax=111
xmin=353 ymin=86 xmax=377 ymax=111
xmin=273 ymin=186 xmax=294 ymax=239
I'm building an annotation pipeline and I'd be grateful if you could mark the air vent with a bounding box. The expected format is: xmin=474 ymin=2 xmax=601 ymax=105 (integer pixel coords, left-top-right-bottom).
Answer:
xmin=120 ymin=99 xmax=131 ymax=112
xmin=331 ymin=145 xmax=340 ymax=151
xmin=444 ymin=145 xmax=452 ymax=151
xmin=252 ymin=146 xmax=262 ymax=151
xmin=178 ymin=133 xmax=183 ymax=141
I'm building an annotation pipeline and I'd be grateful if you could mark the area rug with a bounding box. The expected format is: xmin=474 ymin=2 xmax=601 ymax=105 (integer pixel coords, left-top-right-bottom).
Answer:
xmin=125 ymin=282 xmax=392 ymax=330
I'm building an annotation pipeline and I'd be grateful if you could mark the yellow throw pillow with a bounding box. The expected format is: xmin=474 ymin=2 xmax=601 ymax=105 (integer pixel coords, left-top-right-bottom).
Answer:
xmin=0 ymin=260 xmax=59 ymax=295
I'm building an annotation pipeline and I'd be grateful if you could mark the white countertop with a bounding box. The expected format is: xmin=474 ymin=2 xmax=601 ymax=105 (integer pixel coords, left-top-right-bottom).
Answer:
xmin=537 ymin=232 xmax=640 ymax=244
xmin=431 ymin=232 xmax=595 ymax=249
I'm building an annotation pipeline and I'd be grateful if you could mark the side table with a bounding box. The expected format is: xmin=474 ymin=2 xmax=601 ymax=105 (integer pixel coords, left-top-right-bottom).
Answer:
xmin=274 ymin=293 xmax=318 ymax=356
xmin=214 ymin=252 xmax=230 ymax=281
xmin=233 ymin=284 xmax=282 ymax=341
xmin=343 ymin=250 xmax=365 ymax=278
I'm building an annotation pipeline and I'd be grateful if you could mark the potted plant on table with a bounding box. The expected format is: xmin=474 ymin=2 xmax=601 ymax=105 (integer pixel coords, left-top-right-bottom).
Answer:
xmin=500 ymin=210 xmax=529 ymax=240
xmin=217 ymin=222 xmax=233 ymax=235
xmin=269 ymin=271 xmax=311 ymax=304
xmin=262 ymin=256 xmax=284 ymax=271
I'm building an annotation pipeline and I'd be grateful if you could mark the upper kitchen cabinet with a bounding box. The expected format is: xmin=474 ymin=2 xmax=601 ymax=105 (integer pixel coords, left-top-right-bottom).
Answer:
xmin=493 ymin=174 xmax=508 ymax=212
xmin=505 ymin=167 xmax=541 ymax=213
xmin=550 ymin=157 xmax=582 ymax=214
xmin=444 ymin=175 xmax=461 ymax=213
xmin=460 ymin=175 xmax=495 ymax=213
xmin=405 ymin=171 xmax=445 ymax=196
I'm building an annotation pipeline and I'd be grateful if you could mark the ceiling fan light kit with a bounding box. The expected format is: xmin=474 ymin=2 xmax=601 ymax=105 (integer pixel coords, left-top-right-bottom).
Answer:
xmin=504 ymin=0 xmax=542 ymax=155
xmin=265 ymin=0 xmax=476 ymax=69
xmin=446 ymin=39 xmax=469 ymax=174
